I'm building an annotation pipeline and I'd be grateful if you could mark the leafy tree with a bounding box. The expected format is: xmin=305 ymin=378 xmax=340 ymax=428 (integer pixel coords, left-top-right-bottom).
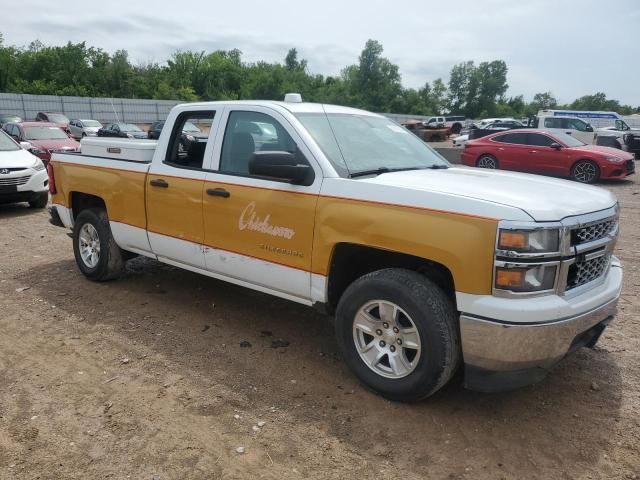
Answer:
xmin=0 ymin=33 xmax=635 ymax=118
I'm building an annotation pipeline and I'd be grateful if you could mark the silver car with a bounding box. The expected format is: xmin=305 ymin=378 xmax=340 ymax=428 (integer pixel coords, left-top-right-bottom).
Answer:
xmin=69 ymin=119 xmax=103 ymax=140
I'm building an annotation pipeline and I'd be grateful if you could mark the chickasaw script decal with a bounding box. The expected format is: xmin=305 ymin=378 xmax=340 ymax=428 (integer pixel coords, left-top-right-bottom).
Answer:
xmin=238 ymin=202 xmax=296 ymax=240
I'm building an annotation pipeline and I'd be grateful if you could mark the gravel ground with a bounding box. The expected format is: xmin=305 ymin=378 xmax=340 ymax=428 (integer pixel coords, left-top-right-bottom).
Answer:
xmin=0 ymin=175 xmax=638 ymax=480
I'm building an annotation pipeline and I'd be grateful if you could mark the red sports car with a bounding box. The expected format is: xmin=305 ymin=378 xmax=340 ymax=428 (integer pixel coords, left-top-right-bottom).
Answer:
xmin=461 ymin=129 xmax=635 ymax=183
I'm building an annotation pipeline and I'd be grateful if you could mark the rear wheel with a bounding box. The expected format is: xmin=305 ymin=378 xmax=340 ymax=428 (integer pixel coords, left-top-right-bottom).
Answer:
xmin=451 ymin=123 xmax=462 ymax=134
xmin=335 ymin=269 xmax=460 ymax=402
xmin=73 ymin=208 xmax=124 ymax=281
xmin=477 ymin=155 xmax=498 ymax=169
xmin=571 ymin=160 xmax=600 ymax=183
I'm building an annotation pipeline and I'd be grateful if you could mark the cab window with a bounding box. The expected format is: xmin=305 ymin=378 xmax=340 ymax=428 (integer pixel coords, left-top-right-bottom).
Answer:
xmin=493 ymin=132 xmax=528 ymax=144
xmin=165 ymin=111 xmax=214 ymax=170
xmin=527 ymin=133 xmax=556 ymax=147
xmin=544 ymin=118 xmax=563 ymax=129
xmin=565 ymin=118 xmax=588 ymax=132
xmin=219 ymin=111 xmax=303 ymax=177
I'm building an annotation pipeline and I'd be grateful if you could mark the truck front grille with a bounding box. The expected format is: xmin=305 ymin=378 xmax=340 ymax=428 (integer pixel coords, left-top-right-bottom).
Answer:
xmin=0 ymin=175 xmax=31 ymax=186
xmin=571 ymin=219 xmax=617 ymax=246
xmin=567 ymin=255 xmax=610 ymax=290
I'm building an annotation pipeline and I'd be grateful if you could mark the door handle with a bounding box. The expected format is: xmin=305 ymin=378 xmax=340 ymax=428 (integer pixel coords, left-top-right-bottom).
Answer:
xmin=150 ymin=179 xmax=169 ymax=188
xmin=529 ymin=150 xmax=537 ymax=153
xmin=565 ymin=131 xmax=572 ymax=135
xmin=207 ymin=188 xmax=230 ymax=198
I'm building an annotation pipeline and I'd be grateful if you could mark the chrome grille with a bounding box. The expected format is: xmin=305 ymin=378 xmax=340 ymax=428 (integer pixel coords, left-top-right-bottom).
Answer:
xmin=571 ymin=219 xmax=617 ymax=246
xmin=0 ymin=175 xmax=31 ymax=186
xmin=567 ymin=255 xmax=610 ymax=290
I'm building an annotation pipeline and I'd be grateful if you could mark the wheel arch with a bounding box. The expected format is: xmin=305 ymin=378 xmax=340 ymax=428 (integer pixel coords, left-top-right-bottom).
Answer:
xmin=70 ymin=191 xmax=107 ymax=222
xmin=325 ymin=243 xmax=456 ymax=314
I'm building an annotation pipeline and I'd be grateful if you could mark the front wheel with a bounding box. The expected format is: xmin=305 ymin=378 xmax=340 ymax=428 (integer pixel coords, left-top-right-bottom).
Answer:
xmin=477 ymin=155 xmax=498 ymax=169
xmin=571 ymin=160 xmax=600 ymax=183
xmin=73 ymin=208 xmax=124 ymax=281
xmin=335 ymin=269 xmax=460 ymax=402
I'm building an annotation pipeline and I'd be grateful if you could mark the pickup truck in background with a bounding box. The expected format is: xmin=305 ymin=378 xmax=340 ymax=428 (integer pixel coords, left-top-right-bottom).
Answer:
xmin=422 ymin=116 xmax=466 ymax=134
xmin=47 ymin=97 xmax=623 ymax=401
xmin=595 ymin=118 xmax=640 ymax=158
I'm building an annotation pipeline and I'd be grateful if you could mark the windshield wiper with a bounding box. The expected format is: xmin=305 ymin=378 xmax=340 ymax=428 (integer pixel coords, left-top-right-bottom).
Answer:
xmin=349 ymin=165 xmax=447 ymax=178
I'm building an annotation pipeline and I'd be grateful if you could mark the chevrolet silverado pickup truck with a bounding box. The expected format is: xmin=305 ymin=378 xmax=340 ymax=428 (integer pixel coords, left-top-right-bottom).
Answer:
xmin=47 ymin=96 xmax=623 ymax=401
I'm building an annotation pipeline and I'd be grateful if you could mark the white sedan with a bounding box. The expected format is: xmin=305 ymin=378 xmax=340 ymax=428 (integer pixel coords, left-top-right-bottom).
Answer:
xmin=0 ymin=130 xmax=49 ymax=208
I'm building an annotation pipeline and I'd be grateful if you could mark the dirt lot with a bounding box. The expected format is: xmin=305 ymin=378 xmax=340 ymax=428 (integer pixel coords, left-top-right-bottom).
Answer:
xmin=0 ymin=177 xmax=638 ymax=480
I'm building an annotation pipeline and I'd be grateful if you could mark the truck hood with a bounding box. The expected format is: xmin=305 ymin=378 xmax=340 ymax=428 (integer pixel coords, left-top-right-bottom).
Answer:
xmin=362 ymin=167 xmax=617 ymax=222
xmin=0 ymin=148 xmax=39 ymax=168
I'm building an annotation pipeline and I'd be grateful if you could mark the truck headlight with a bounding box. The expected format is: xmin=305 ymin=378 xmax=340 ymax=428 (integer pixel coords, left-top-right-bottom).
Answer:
xmin=498 ymin=228 xmax=559 ymax=254
xmin=495 ymin=264 xmax=557 ymax=292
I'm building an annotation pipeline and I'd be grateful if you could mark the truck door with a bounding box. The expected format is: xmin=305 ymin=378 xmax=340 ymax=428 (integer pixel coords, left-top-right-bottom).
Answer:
xmin=146 ymin=110 xmax=219 ymax=269
xmin=564 ymin=118 xmax=596 ymax=144
xmin=202 ymin=106 xmax=322 ymax=303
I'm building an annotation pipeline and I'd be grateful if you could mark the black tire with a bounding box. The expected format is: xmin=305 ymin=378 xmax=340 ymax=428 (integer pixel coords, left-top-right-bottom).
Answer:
xmin=29 ymin=192 xmax=48 ymax=209
xmin=571 ymin=159 xmax=600 ymax=184
xmin=451 ymin=123 xmax=462 ymax=134
xmin=476 ymin=154 xmax=498 ymax=169
xmin=72 ymin=208 xmax=124 ymax=281
xmin=335 ymin=268 xmax=460 ymax=402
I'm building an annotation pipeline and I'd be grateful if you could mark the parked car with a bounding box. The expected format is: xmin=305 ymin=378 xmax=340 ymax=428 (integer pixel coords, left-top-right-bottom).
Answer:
xmin=69 ymin=119 xmax=103 ymax=139
xmin=595 ymin=118 xmax=640 ymax=158
xmin=461 ymin=129 xmax=635 ymax=183
xmin=48 ymin=96 xmax=623 ymax=401
xmin=35 ymin=112 xmax=70 ymax=132
xmin=147 ymin=120 xmax=207 ymax=150
xmin=0 ymin=129 xmax=49 ymax=208
xmin=453 ymin=120 xmax=525 ymax=147
xmin=422 ymin=116 xmax=446 ymax=129
xmin=2 ymin=122 xmax=80 ymax=165
xmin=445 ymin=116 xmax=466 ymax=134
xmin=0 ymin=114 xmax=23 ymax=128
xmin=147 ymin=120 xmax=166 ymax=140
xmin=98 ymin=123 xmax=148 ymax=139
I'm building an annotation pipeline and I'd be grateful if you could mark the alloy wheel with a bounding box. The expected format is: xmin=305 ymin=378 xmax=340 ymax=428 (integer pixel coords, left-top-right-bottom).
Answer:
xmin=352 ymin=300 xmax=422 ymax=379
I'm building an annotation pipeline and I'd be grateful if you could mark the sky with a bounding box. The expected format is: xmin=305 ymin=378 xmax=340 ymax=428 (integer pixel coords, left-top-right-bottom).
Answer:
xmin=2 ymin=0 xmax=639 ymax=106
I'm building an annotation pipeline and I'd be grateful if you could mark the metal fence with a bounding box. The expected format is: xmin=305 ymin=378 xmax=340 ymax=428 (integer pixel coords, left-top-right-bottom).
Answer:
xmin=0 ymin=93 xmax=180 ymax=124
xmin=2 ymin=92 xmax=639 ymax=128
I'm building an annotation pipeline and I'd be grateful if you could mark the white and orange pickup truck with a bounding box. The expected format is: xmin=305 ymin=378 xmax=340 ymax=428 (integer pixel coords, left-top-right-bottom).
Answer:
xmin=47 ymin=95 xmax=623 ymax=401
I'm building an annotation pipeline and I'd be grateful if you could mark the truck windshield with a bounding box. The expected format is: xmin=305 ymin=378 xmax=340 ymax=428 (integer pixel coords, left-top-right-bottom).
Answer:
xmin=295 ymin=112 xmax=449 ymax=177
xmin=0 ymin=131 xmax=20 ymax=151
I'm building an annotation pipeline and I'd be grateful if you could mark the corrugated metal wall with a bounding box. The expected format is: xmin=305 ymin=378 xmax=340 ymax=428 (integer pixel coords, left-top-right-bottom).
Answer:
xmin=2 ymin=92 xmax=639 ymax=127
xmin=0 ymin=93 xmax=180 ymax=124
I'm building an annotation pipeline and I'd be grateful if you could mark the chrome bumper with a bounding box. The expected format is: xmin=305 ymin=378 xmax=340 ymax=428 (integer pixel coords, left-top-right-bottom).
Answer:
xmin=460 ymin=264 xmax=622 ymax=391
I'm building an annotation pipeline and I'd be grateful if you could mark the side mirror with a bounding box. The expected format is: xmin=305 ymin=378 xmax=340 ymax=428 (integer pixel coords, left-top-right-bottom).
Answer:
xmin=550 ymin=143 xmax=562 ymax=150
xmin=20 ymin=141 xmax=33 ymax=150
xmin=585 ymin=125 xmax=594 ymax=132
xmin=249 ymin=151 xmax=313 ymax=185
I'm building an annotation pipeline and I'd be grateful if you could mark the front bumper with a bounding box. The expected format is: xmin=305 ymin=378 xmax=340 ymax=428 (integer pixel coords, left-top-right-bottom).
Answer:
xmin=600 ymin=159 xmax=635 ymax=179
xmin=460 ymin=263 xmax=622 ymax=392
xmin=0 ymin=169 xmax=48 ymax=204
